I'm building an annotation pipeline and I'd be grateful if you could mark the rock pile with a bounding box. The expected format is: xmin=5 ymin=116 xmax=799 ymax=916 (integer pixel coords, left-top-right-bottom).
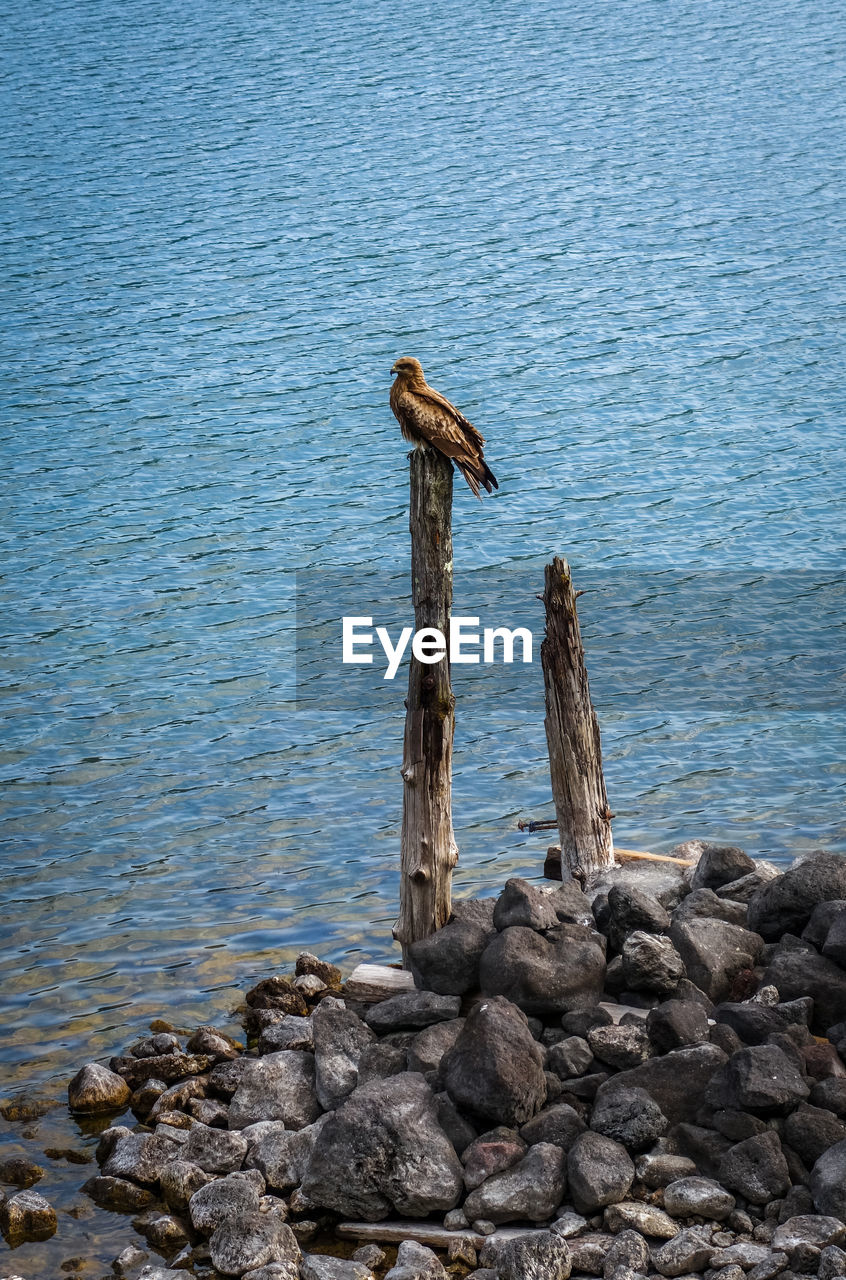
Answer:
xmin=50 ymin=845 xmax=846 ymax=1280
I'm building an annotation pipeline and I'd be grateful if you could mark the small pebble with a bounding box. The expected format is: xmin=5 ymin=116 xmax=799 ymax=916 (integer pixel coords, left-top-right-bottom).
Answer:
xmin=473 ymin=1218 xmax=497 ymax=1236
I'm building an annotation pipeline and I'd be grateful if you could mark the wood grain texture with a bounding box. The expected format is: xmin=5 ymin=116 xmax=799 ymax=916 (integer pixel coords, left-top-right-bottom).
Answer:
xmin=541 ymin=556 xmax=614 ymax=881
xmin=393 ymin=447 xmax=458 ymax=958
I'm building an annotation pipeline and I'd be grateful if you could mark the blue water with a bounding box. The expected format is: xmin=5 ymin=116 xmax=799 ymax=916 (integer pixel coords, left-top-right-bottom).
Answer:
xmin=1 ymin=0 xmax=845 ymax=1103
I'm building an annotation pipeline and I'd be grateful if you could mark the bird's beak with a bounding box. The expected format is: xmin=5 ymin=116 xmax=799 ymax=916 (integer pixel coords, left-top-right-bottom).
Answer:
xmin=390 ymin=364 xmax=398 ymax=376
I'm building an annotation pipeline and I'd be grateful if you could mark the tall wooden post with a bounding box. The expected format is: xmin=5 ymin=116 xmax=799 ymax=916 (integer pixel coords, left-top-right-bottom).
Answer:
xmin=394 ymin=447 xmax=458 ymax=961
xmin=542 ymin=556 xmax=615 ymax=882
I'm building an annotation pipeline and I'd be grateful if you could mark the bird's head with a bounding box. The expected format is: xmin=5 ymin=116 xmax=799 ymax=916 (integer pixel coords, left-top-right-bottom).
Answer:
xmin=390 ymin=356 xmax=425 ymax=382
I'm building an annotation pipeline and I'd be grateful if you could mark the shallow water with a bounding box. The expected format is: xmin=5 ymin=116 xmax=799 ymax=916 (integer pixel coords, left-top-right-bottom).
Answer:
xmin=1 ymin=0 xmax=845 ymax=1270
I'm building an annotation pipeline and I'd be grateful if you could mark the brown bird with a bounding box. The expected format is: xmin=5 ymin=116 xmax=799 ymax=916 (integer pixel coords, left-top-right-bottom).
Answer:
xmin=390 ymin=357 xmax=498 ymax=499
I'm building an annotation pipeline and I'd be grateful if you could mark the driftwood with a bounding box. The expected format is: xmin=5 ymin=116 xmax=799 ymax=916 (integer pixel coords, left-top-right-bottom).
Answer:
xmin=541 ymin=556 xmax=614 ymax=881
xmin=342 ymin=963 xmax=415 ymax=1003
xmin=337 ymin=1221 xmax=548 ymax=1247
xmin=393 ymin=447 xmax=458 ymax=960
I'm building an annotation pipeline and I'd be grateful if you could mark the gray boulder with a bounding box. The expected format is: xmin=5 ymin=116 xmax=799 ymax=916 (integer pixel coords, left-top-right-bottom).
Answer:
xmin=461 ymin=1131 xmax=527 ymax=1190
xmin=718 ymin=1130 xmax=790 ymax=1204
xmin=810 ymin=1139 xmax=846 ymax=1220
xmin=520 ymin=1102 xmax=587 ymax=1151
xmin=407 ymin=1019 xmax=465 ymax=1074
xmin=690 ymin=845 xmax=756 ymax=891
xmin=590 ymin=1085 xmax=668 ymax=1151
xmin=673 ymin=888 xmax=749 ymax=928
xmin=301 ymin=1073 xmax=463 ymax=1219
xmin=462 ymin=1142 xmax=567 ymax=1224
xmin=567 ymin=1131 xmax=635 ymax=1213
xmin=159 ymin=1160 xmax=214 ymax=1213
xmin=598 ymin=1043 xmax=727 ymax=1125
xmin=635 ymin=1152 xmax=698 ymax=1188
xmin=189 ymin=1170 xmax=264 ymax=1233
xmin=228 ymin=1052 xmax=321 ymax=1130
xmin=706 ymin=1044 xmax=810 ymax=1112
xmin=383 ymin=1240 xmax=446 ymax=1279
xmin=548 ymin=1036 xmax=594 ymax=1080
xmin=102 ymin=1128 xmax=184 ymax=1187
xmin=748 ymin=852 xmax=846 ymax=941
xmin=587 ymin=1024 xmax=652 ymax=1071
xmin=479 ymin=925 xmax=606 ymax=1017
xmin=311 ymin=1000 xmax=375 ymax=1110
xmin=764 ymin=945 xmax=846 ymax=1034
xmin=662 ymin=1176 xmax=735 ymax=1220
xmin=440 ymin=996 xmax=546 ymax=1127
xmin=244 ymin=1115 xmax=331 ymax=1191
xmin=407 ymin=899 xmax=495 ymax=995
xmin=68 ymin=1062 xmax=131 ymax=1115
xmin=497 ymin=1229 xmax=573 ymax=1279
xmin=0 ymin=1189 xmax=57 ymax=1245
xmin=365 ymin=991 xmax=461 ymax=1034
xmin=183 ymin=1121 xmax=248 ymax=1173
xmin=300 ymin=1256 xmax=375 ymax=1280
xmin=209 ymin=1205 xmax=299 ymax=1276
xmin=650 ymin=1228 xmax=714 ymax=1277
xmin=670 ymin=918 xmax=763 ymax=1002
xmin=646 ymin=1000 xmax=710 ymax=1053
xmin=603 ymin=1229 xmax=650 ymax=1277
xmin=783 ymin=1103 xmax=846 ymax=1167
xmin=607 ymin=884 xmax=670 ymax=949
xmin=772 ymin=1216 xmax=846 ymax=1252
xmin=621 ymin=932 xmax=684 ymax=995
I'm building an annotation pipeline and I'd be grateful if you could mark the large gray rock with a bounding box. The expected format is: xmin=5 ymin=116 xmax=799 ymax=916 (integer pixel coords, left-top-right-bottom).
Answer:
xmin=189 ymin=1170 xmax=264 ymax=1233
xmin=670 ymin=918 xmax=763 ymax=1002
xmin=602 ymin=1228 xmax=650 ymax=1277
xmin=810 ymin=1140 xmax=846 ymax=1220
xmin=365 ymin=991 xmax=461 ymax=1034
xmin=748 ymin=852 xmax=846 ymax=941
xmin=311 ymin=1000 xmax=375 ymax=1110
xmin=690 ymin=845 xmax=756 ymax=891
xmin=479 ymin=925 xmax=606 ymax=1017
xmin=300 ymin=1257 xmax=376 ymax=1280
xmin=764 ymin=946 xmax=846 ymax=1034
xmin=587 ymin=1024 xmax=652 ymax=1071
xmin=520 ymin=1102 xmax=587 ymax=1151
xmin=567 ymin=1131 xmax=634 ymax=1213
xmin=772 ymin=1217 xmax=846 ymax=1252
xmin=706 ymin=1044 xmax=810 ymax=1112
xmin=673 ymin=888 xmax=749 ymax=928
xmin=596 ymin=1043 xmax=727 ymax=1125
xmin=493 ymin=878 xmax=587 ymax=932
xmin=382 ymin=1240 xmax=446 ymax=1280
xmin=718 ymin=1130 xmax=790 ymax=1204
xmin=662 ymin=1176 xmax=735 ymax=1221
xmin=497 ymin=1229 xmax=573 ymax=1280
xmin=607 ymin=884 xmax=670 ymax=948
xmin=183 ymin=1121 xmax=248 ymax=1173
xmin=651 ymin=1228 xmax=714 ymax=1277
xmin=0 ymin=1190 xmax=57 ymax=1245
xmin=461 ymin=1131 xmax=527 ymax=1190
xmin=159 ymin=1159 xmax=214 ymax=1213
xmin=440 ymin=996 xmax=546 ymax=1127
xmin=228 ymin=1052 xmax=321 ymax=1130
xmin=407 ymin=1019 xmax=465 ymax=1074
xmin=783 ymin=1103 xmax=846 ymax=1167
xmin=102 ymin=1128 xmax=184 ymax=1187
xmin=590 ymin=1086 xmax=667 ymax=1152
xmin=646 ymin=1000 xmax=710 ymax=1053
xmin=301 ymin=1073 xmax=463 ymax=1219
xmin=407 ymin=899 xmax=496 ymax=996
xmin=68 ymin=1062 xmax=131 ymax=1115
xmin=209 ymin=1204 xmax=299 ymax=1276
xmin=462 ymin=1142 xmax=567 ymax=1224
xmin=621 ymin=932 xmax=685 ymax=995
xmin=244 ymin=1115 xmax=331 ymax=1191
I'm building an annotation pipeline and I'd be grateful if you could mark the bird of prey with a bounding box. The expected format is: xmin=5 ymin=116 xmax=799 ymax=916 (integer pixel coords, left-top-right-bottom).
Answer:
xmin=390 ymin=357 xmax=498 ymax=499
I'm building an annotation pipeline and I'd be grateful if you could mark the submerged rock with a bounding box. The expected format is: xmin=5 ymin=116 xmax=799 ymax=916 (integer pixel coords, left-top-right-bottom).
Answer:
xmin=67 ymin=1061 xmax=131 ymax=1115
xmin=0 ymin=1189 xmax=58 ymax=1244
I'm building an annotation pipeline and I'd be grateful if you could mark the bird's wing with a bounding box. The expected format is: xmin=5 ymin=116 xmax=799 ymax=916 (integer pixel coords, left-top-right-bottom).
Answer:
xmin=412 ymin=385 xmax=487 ymax=454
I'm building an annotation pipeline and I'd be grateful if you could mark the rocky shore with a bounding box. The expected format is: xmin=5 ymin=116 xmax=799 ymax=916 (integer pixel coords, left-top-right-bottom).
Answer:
xmin=3 ymin=842 xmax=846 ymax=1280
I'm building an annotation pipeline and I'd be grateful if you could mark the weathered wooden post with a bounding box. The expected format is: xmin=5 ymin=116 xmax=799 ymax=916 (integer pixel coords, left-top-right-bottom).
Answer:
xmin=393 ymin=447 xmax=458 ymax=961
xmin=542 ymin=556 xmax=615 ymax=882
